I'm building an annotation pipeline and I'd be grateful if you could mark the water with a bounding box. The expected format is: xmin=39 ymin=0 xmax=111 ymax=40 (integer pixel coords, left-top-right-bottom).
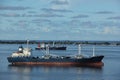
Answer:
xmin=0 ymin=44 xmax=120 ymax=80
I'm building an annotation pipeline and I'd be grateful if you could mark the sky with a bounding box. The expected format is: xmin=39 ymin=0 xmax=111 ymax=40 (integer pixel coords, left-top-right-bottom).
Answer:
xmin=0 ymin=0 xmax=120 ymax=41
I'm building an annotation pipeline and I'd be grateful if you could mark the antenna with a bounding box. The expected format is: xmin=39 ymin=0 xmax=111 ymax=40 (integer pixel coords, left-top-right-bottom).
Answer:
xmin=78 ymin=44 xmax=81 ymax=55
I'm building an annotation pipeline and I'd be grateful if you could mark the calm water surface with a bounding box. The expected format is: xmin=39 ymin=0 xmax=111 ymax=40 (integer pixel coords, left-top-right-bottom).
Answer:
xmin=0 ymin=44 xmax=120 ymax=80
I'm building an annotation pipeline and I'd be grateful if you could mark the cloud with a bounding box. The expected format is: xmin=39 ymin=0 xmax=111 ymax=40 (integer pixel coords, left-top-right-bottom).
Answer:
xmin=51 ymin=0 xmax=69 ymax=5
xmin=41 ymin=8 xmax=72 ymax=13
xmin=95 ymin=11 xmax=113 ymax=14
xmin=0 ymin=6 xmax=30 ymax=10
xmin=99 ymin=21 xmax=120 ymax=27
xmin=18 ymin=20 xmax=27 ymax=23
xmin=0 ymin=13 xmax=64 ymax=18
xmin=27 ymin=11 xmax=37 ymax=13
xmin=12 ymin=22 xmax=29 ymax=27
xmin=101 ymin=26 xmax=120 ymax=35
xmin=0 ymin=13 xmax=21 ymax=17
xmin=65 ymin=20 xmax=120 ymax=35
xmin=32 ymin=19 xmax=51 ymax=23
xmin=51 ymin=0 xmax=70 ymax=10
xmin=21 ymin=13 xmax=64 ymax=17
xmin=41 ymin=27 xmax=53 ymax=32
xmin=31 ymin=19 xmax=51 ymax=25
xmin=33 ymin=13 xmax=64 ymax=17
xmin=107 ymin=16 xmax=120 ymax=20
xmin=102 ymin=27 xmax=112 ymax=34
xmin=80 ymin=21 xmax=94 ymax=26
xmin=71 ymin=14 xmax=89 ymax=18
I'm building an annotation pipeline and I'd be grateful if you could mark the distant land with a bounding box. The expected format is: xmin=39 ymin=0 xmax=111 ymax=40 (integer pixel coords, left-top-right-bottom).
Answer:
xmin=0 ymin=40 xmax=120 ymax=46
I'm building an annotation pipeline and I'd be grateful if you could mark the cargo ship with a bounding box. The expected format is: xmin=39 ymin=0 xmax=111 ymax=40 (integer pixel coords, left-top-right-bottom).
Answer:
xmin=7 ymin=41 xmax=104 ymax=67
xmin=35 ymin=42 xmax=66 ymax=50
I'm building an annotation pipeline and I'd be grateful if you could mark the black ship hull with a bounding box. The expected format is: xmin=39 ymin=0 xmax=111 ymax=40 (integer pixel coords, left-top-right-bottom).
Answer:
xmin=35 ymin=46 xmax=66 ymax=50
xmin=7 ymin=55 xmax=104 ymax=67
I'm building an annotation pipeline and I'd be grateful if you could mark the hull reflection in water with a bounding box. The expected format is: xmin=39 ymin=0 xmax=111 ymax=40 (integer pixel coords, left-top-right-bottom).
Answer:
xmin=8 ymin=64 xmax=103 ymax=80
xmin=8 ymin=64 xmax=103 ymax=73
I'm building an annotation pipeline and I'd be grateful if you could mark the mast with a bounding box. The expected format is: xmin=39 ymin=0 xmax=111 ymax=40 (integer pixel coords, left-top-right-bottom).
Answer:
xmin=26 ymin=39 xmax=32 ymax=56
xmin=78 ymin=44 xmax=81 ymax=55
xmin=93 ymin=46 xmax=95 ymax=56
xmin=27 ymin=39 xmax=29 ymax=49
xmin=38 ymin=42 xmax=40 ymax=48
xmin=46 ymin=44 xmax=49 ymax=55
xmin=53 ymin=41 xmax=55 ymax=47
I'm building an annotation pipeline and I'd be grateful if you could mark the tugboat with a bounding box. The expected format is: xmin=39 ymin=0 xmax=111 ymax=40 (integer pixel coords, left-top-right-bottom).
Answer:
xmin=35 ymin=42 xmax=66 ymax=50
xmin=7 ymin=41 xmax=104 ymax=67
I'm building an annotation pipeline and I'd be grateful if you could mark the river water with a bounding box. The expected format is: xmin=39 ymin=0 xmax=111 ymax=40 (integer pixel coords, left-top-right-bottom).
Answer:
xmin=0 ymin=44 xmax=120 ymax=80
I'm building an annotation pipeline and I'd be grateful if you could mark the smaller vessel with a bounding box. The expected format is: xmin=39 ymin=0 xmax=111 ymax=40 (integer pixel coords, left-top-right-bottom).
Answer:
xmin=35 ymin=42 xmax=66 ymax=50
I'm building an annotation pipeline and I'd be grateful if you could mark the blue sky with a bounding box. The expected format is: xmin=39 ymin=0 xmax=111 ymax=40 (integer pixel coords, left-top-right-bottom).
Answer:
xmin=0 ymin=0 xmax=120 ymax=40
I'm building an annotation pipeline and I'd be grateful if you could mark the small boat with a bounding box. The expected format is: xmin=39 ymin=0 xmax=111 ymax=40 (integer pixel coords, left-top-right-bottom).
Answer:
xmin=7 ymin=41 xmax=104 ymax=67
xmin=35 ymin=42 xmax=66 ymax=50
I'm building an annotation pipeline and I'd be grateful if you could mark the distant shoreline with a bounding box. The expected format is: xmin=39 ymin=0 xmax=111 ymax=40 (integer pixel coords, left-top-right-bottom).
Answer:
xmin=0 ymin=40 xmax=120 ymax=45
